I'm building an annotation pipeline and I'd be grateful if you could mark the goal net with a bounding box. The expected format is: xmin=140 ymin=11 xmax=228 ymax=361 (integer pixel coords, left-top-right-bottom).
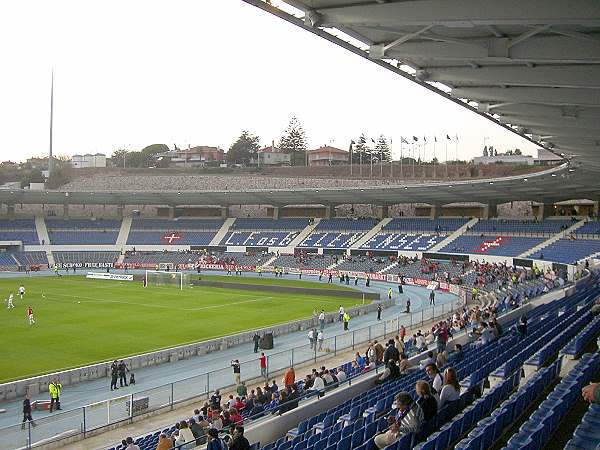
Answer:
xmin=145 ymin=270 xmax=185 ymax=290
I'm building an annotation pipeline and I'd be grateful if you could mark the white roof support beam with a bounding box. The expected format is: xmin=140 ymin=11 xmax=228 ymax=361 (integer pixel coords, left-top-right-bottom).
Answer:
xmin=452 ymin=87 xmax=600 ymax=106
xmin=384 ymin=34 xmax=600 ymax=64
xmin=370 ymin=24 xmax=434 ymax=59
xmin=316 ymin=0 xmax=600 ymax=28
xmin=488 ymin=103 xmax=600 ymax=119
xmin=500 ymin=115 xmax=600 ymax=130
xmin=422 ymin=65 xmax=600 ymax=89
xmin=526 ymin=127 xmax=600 ymax=139
xmin=508 ymin=25 xmax=551 ymax=48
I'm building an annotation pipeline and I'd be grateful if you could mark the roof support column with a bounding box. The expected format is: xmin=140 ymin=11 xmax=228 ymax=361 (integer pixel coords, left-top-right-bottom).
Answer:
xmin=378 ymin=205 xmax=389 ymax=220
xmin=168 ymin=206 xmax=176 ymax=219
xmin=221 ymin=206 xmax=229 ymax=219
xmin=484 ymin=203 xmax=498 ymax=219
xmin=6 ymin=204 xmax=14 ymax=218
xmin=430 ymin=205 xmax=439 ymax=219
xmin=117 ymin=205 xmax=124 ymax=219
xmin=272 ymin=206 xmax=280 ymax=220
xmin=63 ymin=203 xmax=69 ymax=218
xmin=593 ymin=201 xmax=599 ymax=218
xmin=325 ymin=205 xmax=334 ymax=219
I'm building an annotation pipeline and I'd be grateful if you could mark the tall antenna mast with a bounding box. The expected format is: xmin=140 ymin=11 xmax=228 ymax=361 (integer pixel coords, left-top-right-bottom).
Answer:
xmin=48 ymin=69 xmax=54 ymax=177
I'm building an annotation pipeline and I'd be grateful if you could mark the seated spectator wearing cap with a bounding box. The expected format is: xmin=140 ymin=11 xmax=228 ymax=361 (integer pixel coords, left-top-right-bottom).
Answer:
xmin=372 ymin=392 xmax=424 ymax=449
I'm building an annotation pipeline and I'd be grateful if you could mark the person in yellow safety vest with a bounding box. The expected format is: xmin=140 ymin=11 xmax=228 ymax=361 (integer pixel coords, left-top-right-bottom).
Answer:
xmin=388 ymin=288 xmax=393 ymax=300
xmin=256 ymin=267 xmax=262 ymax=277
xmin=49 ymin=377 xmax=62 ymax=412
xmin=342 ymin=312 xmax=350 ymax=331
xmin=471 ymin=287 xmax=478 ymax=300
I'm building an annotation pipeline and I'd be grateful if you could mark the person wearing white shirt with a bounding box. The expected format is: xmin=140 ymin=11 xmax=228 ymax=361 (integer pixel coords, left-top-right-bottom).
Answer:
xmin=336 ymin=368 xmax=347 ymax=382
xmin=438 ymin=368 xmax=461 ymax=409
xmin=425 ymin=364 xmax=443 ymax=401
xmin=312 ymin=375 xmax=325 ymax=392
xmin=338 ymin=306 xmax=344 ymax=322
xmin=319 ymin=310 xmax=325 ymax=331
xmin=415 ymin=333 xmax=426 ymax=351
xmin=322 ymin=371 xmax=334 ymax=385
xmin=317 ymin=331 xmax=324 ymax=350
xmin=308 ymin=329 xmax=315 ymax=349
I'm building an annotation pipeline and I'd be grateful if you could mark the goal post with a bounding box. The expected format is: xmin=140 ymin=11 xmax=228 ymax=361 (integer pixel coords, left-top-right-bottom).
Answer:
xmin=145 ymin=270 xmax=185 ymax=290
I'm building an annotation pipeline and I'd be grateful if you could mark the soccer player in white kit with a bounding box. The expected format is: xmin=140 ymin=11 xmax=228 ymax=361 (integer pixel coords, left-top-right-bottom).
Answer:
xmin=18 ymin=285 xmax=25 ymax=300
xmin=7 ymin=293 xmax=14 ymax=309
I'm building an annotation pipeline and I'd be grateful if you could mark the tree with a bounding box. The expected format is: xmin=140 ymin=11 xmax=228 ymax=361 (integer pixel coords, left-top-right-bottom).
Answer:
xmin=514 ymin=148 xmax=522 ymax=155
xmin=352 ymin=134 xmax=369 ymax=164
xmin=111 ymin=149 xmax=128 ymax=168
xmin=140 ymin=144 xmax=169 ymax=167
xmin=483 ymin=146 xmax=488 ymax=157
xmin=46 ymin=160 xmax=73 ymax=189
xmin=279 ymin=116 xmax=308 ymax=165
xmin=374 ymin=135 xmax=391 ymax=162
xmin=227 ymin=131 xmax=261 ymax=165
xmin=494 ymin=148 xmax=498 ymax=156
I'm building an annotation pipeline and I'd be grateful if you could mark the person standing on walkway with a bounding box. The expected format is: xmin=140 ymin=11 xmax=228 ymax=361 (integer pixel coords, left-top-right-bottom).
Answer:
xmin=319 ymin=310 xmax=325 ymax=331
xmin=317 ymin=330 xmax=324 ymax=350
xmin=388 ymin=288 xmax=393 ymax=301
xmin=429 ymin=290 xmax=435 ymax=306
xmin=338 ymin=305 xmax=344 ymax=322
xmin=405 ymin=298 xmax=411 ymax=313
xmin=366 ymin=275 xmax=370 ymax=287
xmin=110 ymin=360 xmax=119 ymax=391
xmin=283 ymin=366 xmax=295 ymax=389
xmin=232 ymin=359 xmax=241 ymax=385
xmin=328 ymin=273 xmax=333 ymax=283
xmin=308 ymin=328 xmax=315 ymax=349
xmin=118 ymin=360 xmax=129 ymax=387
xmin=21 ymin=393 xmax=36 ymax=429
xmin=377 ymin=304 xmax=382 ymax=321
xmin=49 ymin=377 xmax=62 ymax=412
xmin=343 ymin=312 xmax=350 ymax=331
xmin=253 ymin=333 xmax=260 ymax=353
xmin=259 ymin=353 xmax=267 ymax=380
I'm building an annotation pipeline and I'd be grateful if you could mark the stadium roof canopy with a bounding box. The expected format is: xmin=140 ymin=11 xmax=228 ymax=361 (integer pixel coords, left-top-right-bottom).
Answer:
xmin=242 ymin=0 xmax=600 ymax=172
xmin=1 ymin=164 xmax=598 ymax=206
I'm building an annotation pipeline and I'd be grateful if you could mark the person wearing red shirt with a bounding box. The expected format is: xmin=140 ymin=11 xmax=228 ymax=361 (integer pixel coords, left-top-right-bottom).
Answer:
xmin=27 ymin=307 xmax=35 ymax=326
xmin=259 ymin=352 xmax=267 ymax=380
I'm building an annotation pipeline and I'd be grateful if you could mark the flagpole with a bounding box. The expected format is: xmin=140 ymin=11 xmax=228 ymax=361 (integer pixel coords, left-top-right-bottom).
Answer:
xmin=350 ymin=142 xmax=353 ymax=176
xmin=400 ymin=139 xmax=404 ymax=178
xmin=390 ymin=138 xmax=393 ymax=179
xmin=380 ymin=145 xmax=383 ymax=179
xmin=360 ymin=145 xmax=363 ymax=176
xmin=445 ymin=138 xmax=449 ymax=178
xmin=412 ymin=143 xmax=415 ymax=178
xmin=433 ymin=138 xmax=437 ymax=179
xmin=455 ymin=134 xmax=459 ymax=178
xmin=49 ymin=69 xmax=54 ymax=177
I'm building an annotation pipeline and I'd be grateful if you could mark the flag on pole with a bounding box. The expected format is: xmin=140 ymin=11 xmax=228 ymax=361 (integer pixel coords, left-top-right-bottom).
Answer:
xmin=413 ymin=136 xmax=419 ymax=142
xmin=423 ymin=136 xmax=427 ymax=142
xmin=371 ymin=138 xmax=376 ymax=144
xmin=401 ymin=137 xmax=408 ymax=144
xmin=455 ymin=134 xmax=459 ymax=141
xmin=446 ymin=134 xmax=451 ymax=140
xmin=434 ymin=136 xmax=437 ymax=143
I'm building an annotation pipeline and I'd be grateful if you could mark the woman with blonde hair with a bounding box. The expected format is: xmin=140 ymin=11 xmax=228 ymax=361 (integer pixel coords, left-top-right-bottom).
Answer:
xmin=438 ymin=367 xmax=460 ymax=409
xmin=415 ymin=380 xmax=438 ymax=422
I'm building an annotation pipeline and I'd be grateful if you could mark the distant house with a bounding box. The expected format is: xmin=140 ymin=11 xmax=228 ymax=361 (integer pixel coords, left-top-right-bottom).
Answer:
xmin=71 ymin=153 xmax=107 ymax=168
xmin=308 ymin=146 xmax=349 ymax=167
xmin=472 ymin=148 xmax=563 ymax=166
xmin=250 ymin=145 xmax=291 ymax=166
xmin=160 ymin=146 xmax=225 ymax=167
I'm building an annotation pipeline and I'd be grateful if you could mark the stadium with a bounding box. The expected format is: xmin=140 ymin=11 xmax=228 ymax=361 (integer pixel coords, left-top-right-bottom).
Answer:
xmin=1 ymin=1 xmax=600 ymax=450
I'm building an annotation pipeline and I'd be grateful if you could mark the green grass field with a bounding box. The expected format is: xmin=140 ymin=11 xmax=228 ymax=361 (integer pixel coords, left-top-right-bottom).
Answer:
xmin=0 ymin=275 xmax=362 ymax=383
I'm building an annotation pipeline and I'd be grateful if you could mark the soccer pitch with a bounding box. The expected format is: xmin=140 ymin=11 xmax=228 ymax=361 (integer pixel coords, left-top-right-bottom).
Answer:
xmin=0 ymin=274 xmax=362 ymax=383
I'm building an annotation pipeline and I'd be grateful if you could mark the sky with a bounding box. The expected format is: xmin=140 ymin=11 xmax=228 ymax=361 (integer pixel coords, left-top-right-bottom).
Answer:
xmin=0 ymin=0 xmax=541 ymax=164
